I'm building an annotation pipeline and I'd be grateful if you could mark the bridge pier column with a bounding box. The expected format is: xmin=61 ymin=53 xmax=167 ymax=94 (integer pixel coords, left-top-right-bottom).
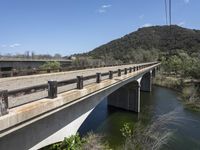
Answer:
xmin=140 ymin=71 xmax=152 ymax=92
xmin=152 ymin=68 xmax=156 ymax=77
xmin=107 ymin=81 xmax=140 ymax=113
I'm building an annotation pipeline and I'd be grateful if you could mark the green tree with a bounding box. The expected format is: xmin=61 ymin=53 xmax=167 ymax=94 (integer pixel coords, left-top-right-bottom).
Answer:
xmin=40 ymin=61 xmax=61 ymax=70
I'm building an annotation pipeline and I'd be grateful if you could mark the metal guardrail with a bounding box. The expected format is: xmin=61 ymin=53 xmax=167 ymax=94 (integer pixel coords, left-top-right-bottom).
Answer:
xmin=0 ymin=62 xmax=160 ymax=116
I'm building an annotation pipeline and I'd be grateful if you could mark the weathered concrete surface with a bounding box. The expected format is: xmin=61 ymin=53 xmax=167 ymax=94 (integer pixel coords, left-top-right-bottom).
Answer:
xmin=0 ymin=64 xmax=159 ymax=132
xmin=0 ymin=63 xmax=160 ymax=150
xmin=152 ymin=68 xmax=156 ymax=77
xmin=141 ymin=71 xmax=152 ymax=92
xmin=108 ymin=80 xmax=141 ymax=112
xmin=0 ymin=62 xmax=155 ymax=108
xmin=0 ymin=62 xmax=154 ymax=91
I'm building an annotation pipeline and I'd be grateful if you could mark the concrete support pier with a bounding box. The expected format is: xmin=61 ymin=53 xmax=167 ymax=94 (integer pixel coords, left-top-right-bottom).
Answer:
xmin=140 ymin=71 xmax=152 ymax=92
xmin=152 ymin=68 xmax=156 ymax=77
xmin=107 ymin=81 xmax=140 ymax=112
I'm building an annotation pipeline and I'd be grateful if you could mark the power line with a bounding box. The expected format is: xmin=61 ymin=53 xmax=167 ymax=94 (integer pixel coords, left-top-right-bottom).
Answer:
xmin=169 ymin=0 xmax=172 ymax=26
xmin=164 ymin=0 xmax=168 ymax=25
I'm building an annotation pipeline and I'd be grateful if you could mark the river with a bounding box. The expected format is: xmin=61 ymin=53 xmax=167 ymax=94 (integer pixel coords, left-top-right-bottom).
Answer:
xmin=78 ymin=86 xmax=200 ymax=149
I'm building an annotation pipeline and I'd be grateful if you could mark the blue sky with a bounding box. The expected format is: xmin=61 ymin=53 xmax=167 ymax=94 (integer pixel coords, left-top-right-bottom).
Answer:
xmin=0 ymin=0 xmax=199 ymax=56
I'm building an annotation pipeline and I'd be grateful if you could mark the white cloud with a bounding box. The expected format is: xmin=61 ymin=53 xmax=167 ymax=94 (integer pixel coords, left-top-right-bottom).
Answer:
xmin=184 ymin=0 xmax=190 ymax=4
xmin=98 ymin=4 xmax=112 ymax=13
xmin=101 ymin=5 xmax=112 ymax=8
xmin=9 ymin=43 xmax=21 ymax=48
xmin=141 ymin=23 xmax=152 ymax=27
xmin=139 ymin=14 xmax=144 ymax=20
xmin=98 ymin=9 xmax=106 ymax=13
xmin=178 ymin=21 xmax=185 ymax=26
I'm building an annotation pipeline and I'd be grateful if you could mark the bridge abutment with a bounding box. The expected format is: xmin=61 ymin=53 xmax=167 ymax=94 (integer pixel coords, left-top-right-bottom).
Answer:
xmin=107 ymin=81 xmax=140 ymax=112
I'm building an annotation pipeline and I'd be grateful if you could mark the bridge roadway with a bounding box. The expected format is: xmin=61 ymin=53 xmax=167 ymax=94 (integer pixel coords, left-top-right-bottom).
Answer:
xmin=0 ymin=62 xmax=160 ymax=150
xmin=0 ymin=62 xmax=154 ymax=107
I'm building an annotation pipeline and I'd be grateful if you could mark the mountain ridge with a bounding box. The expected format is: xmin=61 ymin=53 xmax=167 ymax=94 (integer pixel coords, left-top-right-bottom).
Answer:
xmin=77 ymin=25 xmax=200 ymax=63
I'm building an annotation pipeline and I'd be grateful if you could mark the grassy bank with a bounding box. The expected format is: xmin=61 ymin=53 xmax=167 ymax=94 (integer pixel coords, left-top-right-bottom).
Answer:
xmin=153 ymin=74 xmax=183 ymax=92
xmin=153 ymin=73 xmax=200 ymax=111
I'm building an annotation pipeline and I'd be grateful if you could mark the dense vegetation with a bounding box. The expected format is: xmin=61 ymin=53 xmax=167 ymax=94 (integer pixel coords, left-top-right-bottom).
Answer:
xmin=154 ymin=52 xmax=200 ymax=111
xmin=161 ymin=52 xmax=200 ymax=79
xmin=77 ymin=25 xmax=200 ymax=64
xmin=40 ymin=61 xmax=61 ymax=70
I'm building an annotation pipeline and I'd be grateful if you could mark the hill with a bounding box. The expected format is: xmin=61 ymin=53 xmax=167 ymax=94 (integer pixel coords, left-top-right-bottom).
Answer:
xmin=79 ymin=25 xmax=200 ymax=63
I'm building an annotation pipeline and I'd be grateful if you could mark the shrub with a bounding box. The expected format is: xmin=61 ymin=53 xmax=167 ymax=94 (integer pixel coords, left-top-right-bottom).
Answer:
xmin=40 ymin=61 xmax=61 ymax=70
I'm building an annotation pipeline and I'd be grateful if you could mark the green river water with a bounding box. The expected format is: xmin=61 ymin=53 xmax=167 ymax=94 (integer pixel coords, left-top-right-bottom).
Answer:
xmin=78 ymin=86 xmax=200 ymax=150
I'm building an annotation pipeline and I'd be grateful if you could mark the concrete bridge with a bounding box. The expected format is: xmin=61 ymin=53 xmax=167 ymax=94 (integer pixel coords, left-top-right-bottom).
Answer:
xmin=0 ymin=62 xmax=160 ymax=150
xmin=0 ymin=58 xmax=72 ymax=72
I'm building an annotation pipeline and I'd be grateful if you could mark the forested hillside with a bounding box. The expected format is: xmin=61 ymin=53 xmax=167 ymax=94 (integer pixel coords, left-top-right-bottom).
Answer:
xmin=79 ymin=25 xmax=200 ymax=63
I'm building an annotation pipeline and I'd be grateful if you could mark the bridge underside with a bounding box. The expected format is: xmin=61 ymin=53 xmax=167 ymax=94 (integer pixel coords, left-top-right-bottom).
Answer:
xmin=108 ymin=71 xmax=152 ymax=112
xmin=108 ymin=81 xmax=140 ymax=112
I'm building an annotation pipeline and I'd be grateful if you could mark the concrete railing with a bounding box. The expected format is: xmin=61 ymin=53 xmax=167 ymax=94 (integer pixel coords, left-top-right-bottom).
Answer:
xmin=0 ymin=62 xmax=153 ymax=78
xmin=0 ymin=62 xmax=160 ymax=116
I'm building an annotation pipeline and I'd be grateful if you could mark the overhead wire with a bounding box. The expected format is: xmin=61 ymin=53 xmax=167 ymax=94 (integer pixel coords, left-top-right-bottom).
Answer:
xmin=164 ymin=0 xmax=168 ymax=25
xmin=169 ymin=0 xmax=172 ymax=26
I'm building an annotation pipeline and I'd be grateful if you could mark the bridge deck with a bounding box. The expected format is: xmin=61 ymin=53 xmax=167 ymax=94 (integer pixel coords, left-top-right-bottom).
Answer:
xmin=0 ymin=62 xmax=155 ymax=91
xmin=0 ymin=63 xmax=160 ymax=137
xmin=0 ymin=62 xmax=157 ymax=108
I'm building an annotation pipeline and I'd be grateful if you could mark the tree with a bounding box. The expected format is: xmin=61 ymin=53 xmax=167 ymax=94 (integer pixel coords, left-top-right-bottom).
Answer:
xmin=40 ymin=61 xmax=61 ymax=70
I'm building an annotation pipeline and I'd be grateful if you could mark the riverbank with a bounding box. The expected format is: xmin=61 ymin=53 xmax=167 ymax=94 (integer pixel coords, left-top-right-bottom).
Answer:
xmin=153 ymin=73 xmax=200 ymax=111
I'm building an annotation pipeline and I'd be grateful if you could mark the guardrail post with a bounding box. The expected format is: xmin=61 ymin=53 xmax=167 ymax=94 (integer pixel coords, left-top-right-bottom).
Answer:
xmin=124 ymin=68 xmax=127 ymax=74
xmin=109 ymin=71 xmax=113 ymax=79
xmin=129 ymin=67 xmax=132 ymax=73
xmin=47 ymin=69 xmax=51 ymax=73
xmin=10 ymin=71 xmax=13 ymax=77
xmin=77 ymin=76 xmax=83 ymax=89
xmin=48 ymin=81 xmax=58 ymax=98
xmin=96 ymin=73 xmax=101 ymax=83
xmin=118 ymin=69 xmax=121 ymax=76
xmin=0 ymin=90 xmax=9 ymax=116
